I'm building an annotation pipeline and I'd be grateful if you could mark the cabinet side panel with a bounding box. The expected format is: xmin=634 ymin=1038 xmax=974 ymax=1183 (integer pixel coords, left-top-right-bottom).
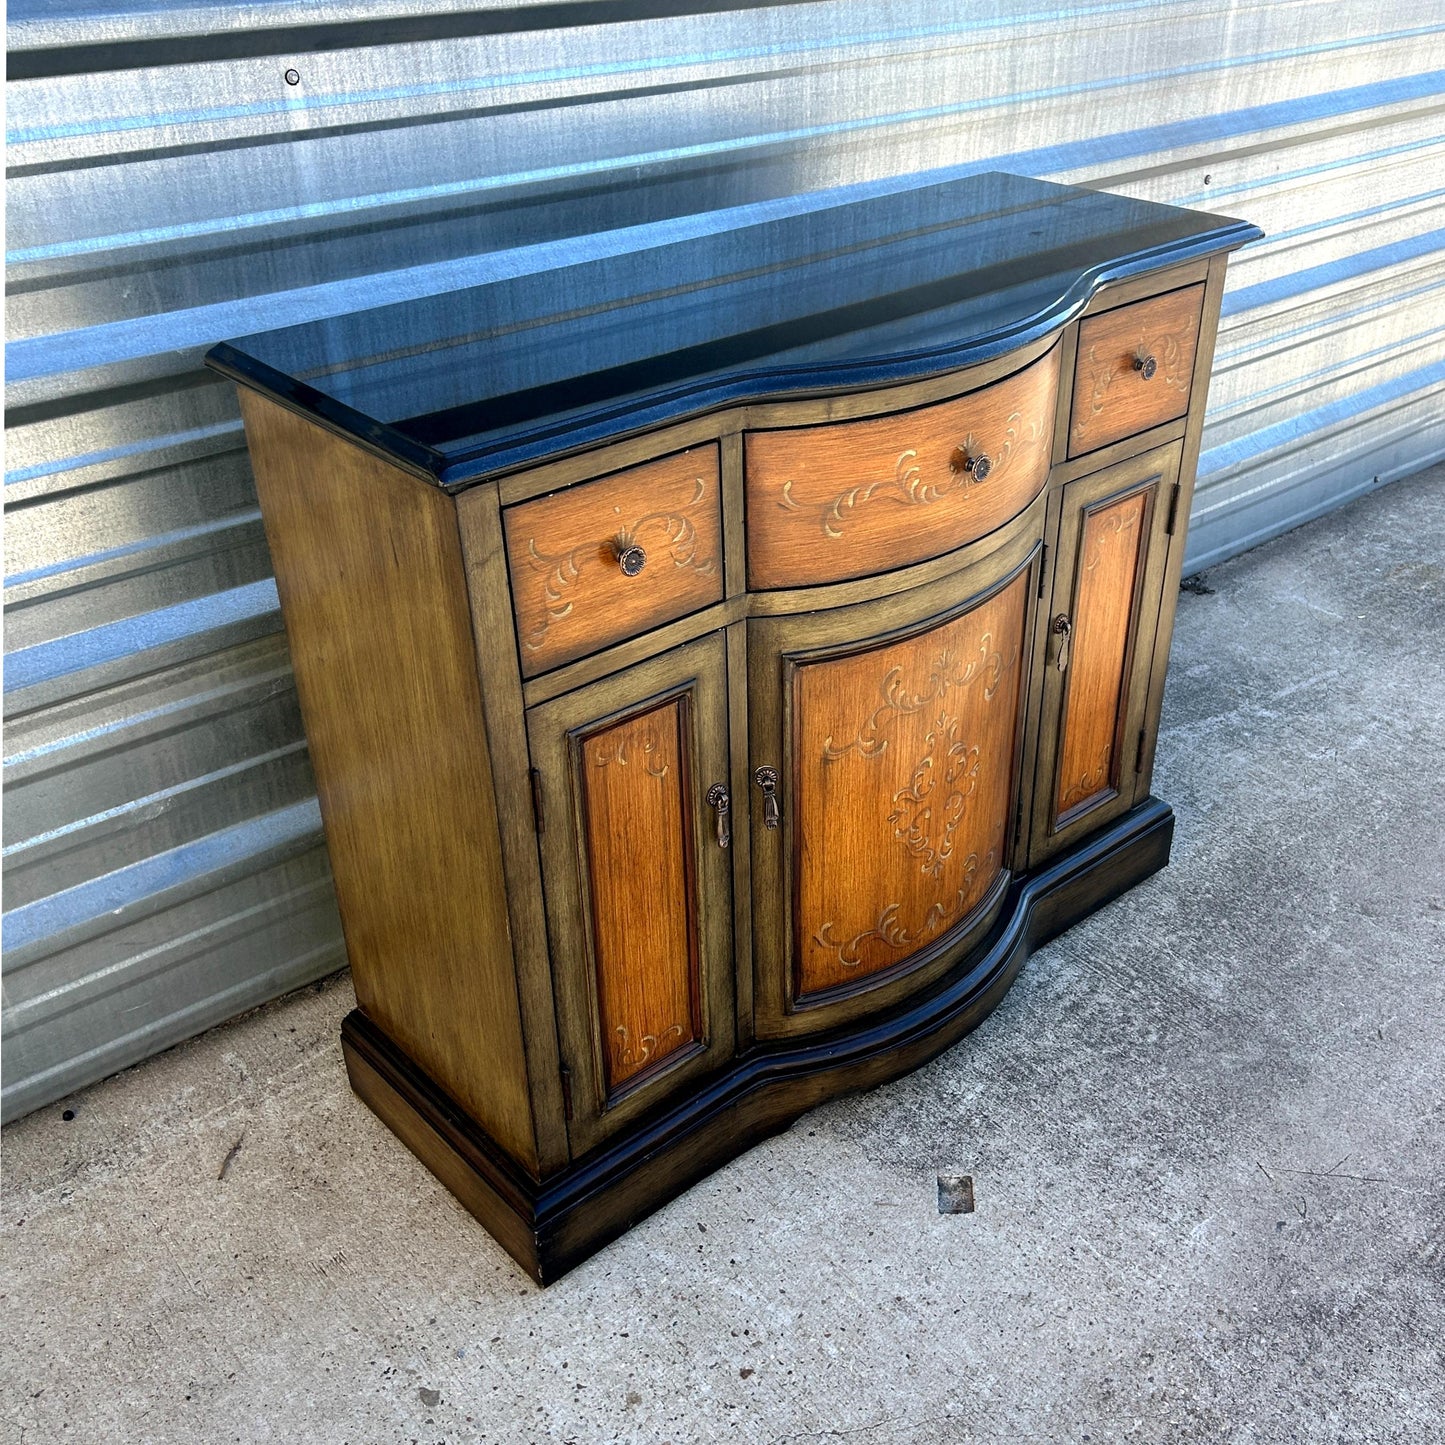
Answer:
xmin=237 ymin=394 xmax=536 ymax=1169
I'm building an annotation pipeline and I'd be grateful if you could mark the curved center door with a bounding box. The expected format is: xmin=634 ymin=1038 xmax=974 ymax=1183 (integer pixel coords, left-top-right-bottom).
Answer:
xmin=747 ymin=510 xmax=1049 ymax=1038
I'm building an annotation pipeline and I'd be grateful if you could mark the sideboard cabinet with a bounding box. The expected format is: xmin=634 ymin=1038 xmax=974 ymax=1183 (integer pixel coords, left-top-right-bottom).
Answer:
xmin=209 ymin=173 xmax=1259 ymax=1282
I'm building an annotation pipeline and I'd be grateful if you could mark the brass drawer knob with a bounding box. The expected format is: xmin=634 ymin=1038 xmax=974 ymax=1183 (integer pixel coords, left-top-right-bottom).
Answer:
xmin=614 ymin=539 xmax=647 ymax=576
xmin=1133 ymin=351 xmax=1158 ymax=381
xmin=950 ymin=447 xmax=992 ymax=481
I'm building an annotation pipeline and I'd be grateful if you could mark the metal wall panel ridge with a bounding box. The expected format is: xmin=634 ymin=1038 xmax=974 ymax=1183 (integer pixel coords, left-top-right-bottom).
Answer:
xmin=6 ymin=0 xmax=1443 ymax=1119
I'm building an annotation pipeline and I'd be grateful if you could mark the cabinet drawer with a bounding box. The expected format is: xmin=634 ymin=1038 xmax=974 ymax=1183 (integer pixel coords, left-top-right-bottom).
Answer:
xmin=745 ymin=346 xmax=1059 ymax=590
xmin=1068 ymin=283 xmax=1203 ymax=457
xmin=504 ymin=444 xmax=724 ymax=676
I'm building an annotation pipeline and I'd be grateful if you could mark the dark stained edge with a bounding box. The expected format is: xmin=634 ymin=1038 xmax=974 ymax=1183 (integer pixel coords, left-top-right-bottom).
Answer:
xmin=342 ymin=795 xmax=1175 ymax=1284
xmin=206 ymin=221 xmax=1260 ymax=495
xmin=207 ymin=342 xmax=446 ymax=480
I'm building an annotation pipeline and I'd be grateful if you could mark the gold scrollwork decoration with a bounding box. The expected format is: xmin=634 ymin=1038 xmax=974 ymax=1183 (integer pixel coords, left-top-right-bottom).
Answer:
xmin=777 ymin=412 xmax=1040 ymax=541
xmin=1059 ymin=740 xmax=1114 ymax=812
xmin=521 ymin=476 xmax=717 ymax=652
xmin=821 ymin=634 xmax=1014 ymax=761
xmin=612 ymin=1022 xmax=687 ymax=1072
xmin=811 ymin=847 xmax=997 ymax=970
xmin=1079 ymin=327 xmax=1189 ymax=425
xmin=886 ymin=711 xmax=980 ymax=879
xmin=1082 ymin=500 xmax=1144 ymax=573
xmin=589 ymin=727 xmax=670 ymax=778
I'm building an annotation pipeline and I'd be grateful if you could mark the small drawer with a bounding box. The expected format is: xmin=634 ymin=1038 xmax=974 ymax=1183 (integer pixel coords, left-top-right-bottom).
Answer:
xmin=745 ymin=345 xmax=1059 ymax=590
xmin=504 ymin=444 xmax=724 ymax=676
xmin=1068 ymin=283 xmax=1204 ymax=457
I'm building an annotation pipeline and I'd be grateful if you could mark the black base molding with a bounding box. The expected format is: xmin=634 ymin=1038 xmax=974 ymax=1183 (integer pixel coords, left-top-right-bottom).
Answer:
xmin=341 ymin=797 xmax=1174 ymax=1284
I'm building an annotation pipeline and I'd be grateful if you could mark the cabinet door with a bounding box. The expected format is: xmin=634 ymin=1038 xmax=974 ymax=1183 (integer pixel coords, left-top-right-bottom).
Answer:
xmin=528 ymin=633 xmax=734 ymax=1154
xmin=1030 ymin=442 xmax=1181 ymax=861
xmin=748 ymin=518 xmax=1048 ymax=1038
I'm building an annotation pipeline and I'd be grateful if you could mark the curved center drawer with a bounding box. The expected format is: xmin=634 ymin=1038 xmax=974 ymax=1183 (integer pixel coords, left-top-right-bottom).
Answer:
xmin=744 ymin=344 xmax=1059 ymax=590
xmin=504 ymin=444 xmax=724 ymax=676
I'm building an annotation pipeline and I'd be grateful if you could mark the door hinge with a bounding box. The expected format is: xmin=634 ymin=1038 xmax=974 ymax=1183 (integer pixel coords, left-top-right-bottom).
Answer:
xmin=529 ymin=767 xmax=545 ymax=834
xmin=1164 ymin=481 xmax=1182 ymax=536
xmin=1134 ymin=728 xmax=1148 ymax=774
xmin=559 ymin=1063 xmax=574 ymax=1122
xmin=1037 ymin=543 xmax=1049 ymax=598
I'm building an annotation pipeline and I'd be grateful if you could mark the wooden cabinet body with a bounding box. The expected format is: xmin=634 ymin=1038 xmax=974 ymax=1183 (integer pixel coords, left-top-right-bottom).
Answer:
xmin=211 ymin=175 xmax=1258 ymax=1282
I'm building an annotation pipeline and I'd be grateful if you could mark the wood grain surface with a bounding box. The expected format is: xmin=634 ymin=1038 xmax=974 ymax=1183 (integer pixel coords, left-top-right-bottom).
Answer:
xmin=579 ymin=697 xmax=701 ymax=1093
xmin=790 ymin=569 xmax=1031 ymax=997
xmin=504 ymin=445 xmax=723 ymax=676
xmin=745 ymin=348 xmax=1058 ymax=589
xmin=1068 ymin=284 xmax=1203 ymax=456
xmin=1054 ymin=490 xmax=1149 ymax=822
xmin=238 ymin=392 xmax=537 ymax=1168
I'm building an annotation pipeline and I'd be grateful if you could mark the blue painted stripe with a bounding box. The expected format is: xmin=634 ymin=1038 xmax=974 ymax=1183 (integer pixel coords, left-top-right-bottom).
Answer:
xmin=5 ymin=508 xmax=261 ymax=589
xmin=3 ymin=419 xmax=242 ymax=486
xmin=3 ymin=0 xmax=1191 ymax=144
xmin=0 ymin=798 xmax=322 ymax=958
xmin=2 ymin=741 xmax=307 ymax=862
xmin=3 ymin=577 xmax=280 ymax=692
xmin=1240 ymin=186 xmax=1445 ymax=257
xmin=1212 ymin=323 xmax=1442 ymax=425
xmin=4 ymin=664 xmax=289 ymax=771
xmin=1222 ymin=227 xmax=1445 ymax=315
xmin=14 ymin=68 xmax=1439 ymax=381
xmin=1173 ymin=132 xmax=1445 ymax=209
xmin=1215 ymin=273 xmax=1445 ymax=371
xmin=8 ymin=35 xmax=1442 ymax=266
xmin=1199 ymin=356 xmax=1445 ymax=477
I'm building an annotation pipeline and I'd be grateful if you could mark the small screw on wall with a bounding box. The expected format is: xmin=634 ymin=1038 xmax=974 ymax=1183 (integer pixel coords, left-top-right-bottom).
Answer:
xmin=284 ymin=68 xmax=301 ymax=86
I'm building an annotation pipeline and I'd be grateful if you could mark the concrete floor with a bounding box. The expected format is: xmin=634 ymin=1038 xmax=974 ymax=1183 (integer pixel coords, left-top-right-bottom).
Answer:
xmin=4 ymin=465 xmax=1443 ymax=1445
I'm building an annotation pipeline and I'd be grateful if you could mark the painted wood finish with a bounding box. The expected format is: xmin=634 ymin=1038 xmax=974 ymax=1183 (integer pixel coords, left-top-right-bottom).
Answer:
xmin=341 ymin=796 xmax=1177 ymax=1284
xmin=745 ymin=347 xmax=1059 ymax=589
xmin=504 ymin=445 xmax=723 ymax=676
xmin=221 ymin=215 xmax=1247 ymax=1279
xmin=579 ymin=697 xmax=701 ymax=1092
xmin=792 ymin=569 xmax=1031 ymax=997
xmin=527 ymin=633 xmax=734 ymax=1154
xmin=1068 ymin=285 xmax=1204 ymax=457
xmin=236 ymin=392 xmax=537 ymax=1167
xmin=746 ymin=512 xmax=1048 ymax=1040
xmin=1053 ymin=490 xmax=1150 ymax=822
xmin=1029 ymin=441 xmax=1183 ymax=866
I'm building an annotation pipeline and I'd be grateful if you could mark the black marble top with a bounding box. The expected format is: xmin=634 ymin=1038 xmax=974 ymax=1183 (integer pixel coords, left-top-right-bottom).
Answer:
xmin=206 ymin=171 xmax=1259 ymax=491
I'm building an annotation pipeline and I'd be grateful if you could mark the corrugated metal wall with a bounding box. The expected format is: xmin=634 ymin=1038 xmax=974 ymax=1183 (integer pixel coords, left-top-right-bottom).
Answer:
xmin=6 ymin=0 xmax=1443 ymax=1121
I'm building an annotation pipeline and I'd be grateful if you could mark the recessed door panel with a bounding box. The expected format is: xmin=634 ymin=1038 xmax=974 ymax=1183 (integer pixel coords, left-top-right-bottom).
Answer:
xmin=792 ymin=570 xmax=1030 ymax=998
xmin=1053 ymin=490 xmax=1149 ymax=823
xmin=579 ymin=697 xmax=701 ymax=1091
xmin=748 ymin=504 xmax=1049 ymax=1039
